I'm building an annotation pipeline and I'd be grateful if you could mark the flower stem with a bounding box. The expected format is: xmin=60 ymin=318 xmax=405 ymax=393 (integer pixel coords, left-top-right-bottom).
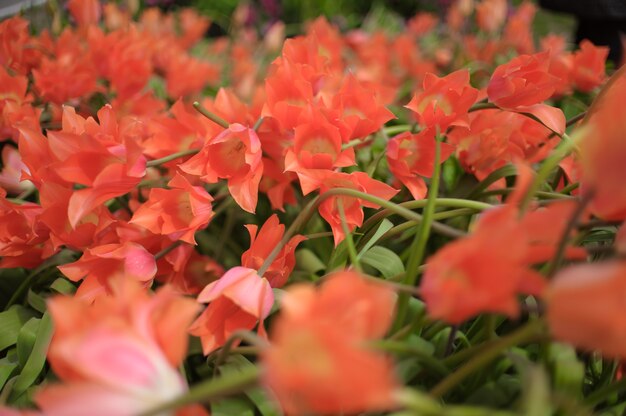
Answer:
xmin=146 ymin=148 xmax=200 ymax=167
xmin=393 ymin=135 xmax=443 ymax=332
xmin=139 ymin=366 xmax=260 ymax=416
xmin=257 ymin=188 xmax=467 ymax=278
xmin=193 ymin=101 xmax=229 ymax=128
xmin=430 ymin=320 xmax=546 ymax=398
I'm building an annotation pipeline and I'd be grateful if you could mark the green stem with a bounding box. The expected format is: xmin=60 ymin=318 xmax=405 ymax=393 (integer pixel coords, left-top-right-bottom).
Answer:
xmin=361 ymin=198 xmax=491 ymax=235
xmin=468 ymin=102 xmax=498 ymax=112
xmin=382 ymin=125 xmax=412 ymax=136
xmin=139 ymin=366 xmax=260 ymax=416
xmin=371 ymin=340 xmax=450 ymax=377
xmin=519 ymin=133 xmax=581 ymax=213
xmin=257 ymin=189 xmax=469 ymax=278
xmin=585 ymin=376 xmax=626 ymax=406
xmin=375 ymin=208 xmax=476 ymax=246
xmin=193 ymin=101 xmax=229 ymax=128
xmin=337 ymin=199 xmax=362 ymax=272
xmin=253 ymin=117 xmax=264 ymax=131
xmin=146 ymin=149 xmax=200 ymax=167
xmin=393 ymin=136 xmax=443 ymax=332
xmin=430 ymin=320 xmax=546 ymax=398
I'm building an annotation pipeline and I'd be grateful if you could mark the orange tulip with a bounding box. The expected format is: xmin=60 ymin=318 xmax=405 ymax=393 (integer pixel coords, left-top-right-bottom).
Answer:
xmin=405 ymin=69 xmax=478 ymax=130
xmin=58 ymin=242 xmax=157 ymax=301
xmin=131 ymin=174 xmax=214 ymax=244
xmin=189 ymin=267 xmax=274 ymax=355
xmin=180 ymin=123 xmax=263 ymax=213
xmin=262 ymin=271 xmax=399 ymax=415
xmin=487 ymin=52 xmax=565 ymax=134
xmin=38 ymin=278 xmax=205 ymax=416
xmin=242 ymin=214 xmax=306 ymax=288
xmin=387 ymin=128 xmax=455 ymax=200
xmin=547 ymin=262 xmax=626 ymax=360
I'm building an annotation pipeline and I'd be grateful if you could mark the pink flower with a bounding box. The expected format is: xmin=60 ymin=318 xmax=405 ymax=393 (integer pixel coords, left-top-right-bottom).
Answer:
xmin=189 ymin=267 xmax=274 ymax=355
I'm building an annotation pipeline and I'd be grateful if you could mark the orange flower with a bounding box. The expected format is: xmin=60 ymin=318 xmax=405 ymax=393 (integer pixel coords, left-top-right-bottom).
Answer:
xmin=475 ymin=0 xmax=507 ymax=34
xmin=58 ymin=242 xmax=157 ymax=301
xmin=38 ymin=278 xmax=204 ymax=416
xmin=420 ymin=171 xmax=584 ymax=323
xmin=547 ymin=261 xmax=626 ymax=360
xmin=332 ymin=74 xmax=395 ymax=140
xmin=386 ymin=128 xmax=455 ymax=200
xmin=241 ymin=214 xmax=306 ymax=288
xmin=581 ymin=74 xmax=626 ymax=220
xmin=487 ymin=52 xmax=565 ymax=134
xmin=67 ymin=0 xmax=102 ymax=27
xmin=180 ymin=123 xmax=263 ymax=213
xmin=0 ymin=189 xmax=47 ymax=268
xmin=33 ymin=29 xmax=98 ymax=104
xmin=299 ymin=170 xmax=397 ymax=246
xmin=261 ymin=271 xmax=398 ymax=415
xmin=38 ymin=181 xmax=115 ymax=251
xmin=189 ymin=267 xmax=274 ymax=355
xmin=405 ymin=69 xmax=478 ymax=130
xmin=571 ymin=40 xmax=608 ymax=93
xmin=131 ymin=174 xmax=214 ymax=244
xmin=164 ymin=53 xmax=219 ymax=99
xmin=421 ymin=207 xmax=543 ymax=324
xmin=0 ymin=66 xmax=40 ymax=141
xmin=156 ymin=243 xmax=224 ymax=295
xmin=447 ymin=109 xmax=556 ymax=180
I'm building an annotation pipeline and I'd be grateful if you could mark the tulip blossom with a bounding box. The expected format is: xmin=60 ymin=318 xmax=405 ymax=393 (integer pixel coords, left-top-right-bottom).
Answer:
xmin=487 ymin=52 xmax=565 ymax=134
xmin=405 ymin=69 xmax=478 ymax=130
xmin=580 ymin=74 xmax=626 ymax=221
xmin=297 ymin=170 xmax=397 ymax=246
xmin=58 ymin=242 xmax=157 ymax=301
xmin=262 ymin=271 xmax=399 ymax=415
xmin=0 ymin=189 xmax=47 ymax=268
xmin=36 ymin=279 xmax=205 ymax=416
xmin=386 ymin=128 xmax=455 ymax=199
xmin=180 ymin=123 xmax=263 ymax=213
xmin=547 ymin=262 xmax=626 ymax=360
xmin=421 ymin=175 xmax=585 ymax=323
xmin=189 ymin=267 xmax=274 ymax=355
xmin=241 ymin=214 xmax=306 ymax=287
xmin=131 ymin=174 xmax=214 ymax=244
xmin=571 ymin=40 xmax=608 ymax=93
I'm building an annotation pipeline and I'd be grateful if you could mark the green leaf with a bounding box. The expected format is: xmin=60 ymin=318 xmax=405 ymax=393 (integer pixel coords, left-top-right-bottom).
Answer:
xmin=11 ymin=312 xmax=53 ymax=397
xmin=0 ymin=306 xmax=37 ymax=352
xmin=16 ymin=318 xmax=39 ymax=369
xmin=360 ymin=246 xmax=404 ymax=279
xmin=211 ymin=398 xmax=254 ymax=416
xmin=0 ymin=357 xmax=18 ymax=391
xmin=26 ymin=290 xmax=46 ymax=314
xmin=217 ymin=355 xmax=282 ymax=416
xmin=548 ymin=343 xmax=584 ymax=397
xmin=49 ymin=277 xmax=76 ymax=295
xmin=245 ymin=387 xmax=283 ymax=416
xmin=356 ymin=219 xmax=394 ymax=260
xmin=295 ymin=249 xmax=326 ymax=274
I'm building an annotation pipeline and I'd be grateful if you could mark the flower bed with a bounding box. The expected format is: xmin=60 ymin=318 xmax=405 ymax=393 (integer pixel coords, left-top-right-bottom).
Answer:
xmin=0 ymin=0 xmax=624 ymax=414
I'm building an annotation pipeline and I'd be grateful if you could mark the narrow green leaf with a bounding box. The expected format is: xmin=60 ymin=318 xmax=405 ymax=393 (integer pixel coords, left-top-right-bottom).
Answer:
xmin=360 ymin=246 xmax=405 ymax=279
xmin=16 ymin=318 xmax=39 ymax=369
xmin=295 ymin=249 xmax=326 ymax=274
xmin=26 ymin=290 xmax=46 ymax=314
xmin=12 ymin=312 xmax=53 ymax=396
xmin=49 ymin=277 xmax=76 ymax=295
xmin=0 ymin=358 xmax=18 ymax=391
xmin=211 ymin=398 xmax=254 ymax=416
xmin=356 ymin=219 xmax=394 ymax=261
xmin=0 ymin=306 xmax=37 ymax=352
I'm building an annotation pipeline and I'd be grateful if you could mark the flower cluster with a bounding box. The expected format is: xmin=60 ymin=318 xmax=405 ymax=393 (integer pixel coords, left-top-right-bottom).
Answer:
xmin=0 ymin=0 xmax=624 ymax=415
